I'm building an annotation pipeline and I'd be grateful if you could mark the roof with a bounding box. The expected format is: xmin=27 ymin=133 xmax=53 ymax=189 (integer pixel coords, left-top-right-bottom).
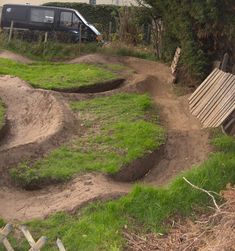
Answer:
xmin=3 ymin=4 xmax=76 ymax=12
xmin=189 ymin=68 xmax=235 ymax=128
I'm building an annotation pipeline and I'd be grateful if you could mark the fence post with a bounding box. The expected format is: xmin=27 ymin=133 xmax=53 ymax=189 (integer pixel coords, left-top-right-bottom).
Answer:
xmin=79 ymin=24 xmax=82 ymax=54
xmin=147 ymin=24 xmax=151 ymax=44
xmin=171 ymin=47 xmax=181 ymax=75
xmin=44 ymin=32 xmax=48 ymax=43
xmin=221 ymin=53 xmax=229 ymax=72
xmin=8 ymin=21 xmax=14 ymax=43
xmin=108 ymin=21 xmax=112 ymax=41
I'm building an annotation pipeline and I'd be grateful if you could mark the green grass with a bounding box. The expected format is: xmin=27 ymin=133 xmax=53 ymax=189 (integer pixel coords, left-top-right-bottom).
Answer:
xmin=11 ymin=93 xmax=165 ymax=187
xmin=0 ymin=34 xmax=157 ymax=62
xmin=0 ymin=100 xmax=5 ymax=131
xmin=2 ymin=134 xmax=235 ymax=251
xmin=0 ymin=58 xmax=118 ymax=90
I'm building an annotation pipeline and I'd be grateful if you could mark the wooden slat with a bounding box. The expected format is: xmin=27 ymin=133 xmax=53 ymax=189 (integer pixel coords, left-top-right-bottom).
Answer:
xmin=189 ymin=68 xmax=219 ymax=104
xmin=210 ymin=98 xmax=235 ymax=127
xmin=189 ymin=69 xmax=235 ymax=128
xmin=204 ymin=95 xmax=234 ymax=127
xmin=191 ymin=72 xmax=230 ymax=116
xmin=190 ymin=70 xmax=224 ymax=111
xmin=56 ymin=239 xmax=66 ymax=251
xmin=28 ymin=236 xmax=47 ymax=251
xmin=20 ymin=226 xmax=36 ymax=247
xmin=198 ymin=75 xmax=234 ymax=120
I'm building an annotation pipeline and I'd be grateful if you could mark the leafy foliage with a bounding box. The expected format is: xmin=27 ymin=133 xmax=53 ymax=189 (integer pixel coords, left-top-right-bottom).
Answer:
xmin=138 ymin=0 xmax=235 ymax=82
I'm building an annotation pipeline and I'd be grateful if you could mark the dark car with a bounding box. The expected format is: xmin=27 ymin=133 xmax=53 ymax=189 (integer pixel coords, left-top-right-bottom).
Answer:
xmin=0 ymin=4 xmax=101 ymax=42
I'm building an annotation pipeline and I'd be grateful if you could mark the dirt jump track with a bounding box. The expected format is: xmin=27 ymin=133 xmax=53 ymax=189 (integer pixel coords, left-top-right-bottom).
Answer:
xmin=0 ymin=53 xmax=210 ymax=221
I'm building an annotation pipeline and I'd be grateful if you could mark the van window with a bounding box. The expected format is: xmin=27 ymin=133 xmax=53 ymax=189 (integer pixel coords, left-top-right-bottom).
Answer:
xmin=4 ymin=6 xmax=27 ymax=20
xmin=30 ymin=8 xmax=54 ymax=23
xmin=60 ymin=12 xmax=81 ymax=28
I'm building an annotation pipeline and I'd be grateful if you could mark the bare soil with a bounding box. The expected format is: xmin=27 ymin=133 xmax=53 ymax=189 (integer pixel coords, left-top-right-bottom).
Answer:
xmin=0 ymin=76 xmax=75 ymax=185
xmin=0 ymin=50 xmax=33 ymax=64
xmin=0 ymin=53 xmax=211 ymax=221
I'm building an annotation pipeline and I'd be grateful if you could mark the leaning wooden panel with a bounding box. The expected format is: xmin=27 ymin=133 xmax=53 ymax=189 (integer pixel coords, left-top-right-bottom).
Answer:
xmin=201 ymin=76 xmax=235 ymax=124
xmin=203 ymin=94 xmax=234 ymax=127
xmin=190 ymin=70 xmax=224 ymax=111
xmin=189 ymin=69 xmax=235 ymax=128
xmin=210 ymin=97 xmax=235 ymax=127
xmin=198 ymin=75 xmax=235 ymax=121
xmin=189 ymin=68 xmax=218 ymax=105
xmin=189 ymin=69 xmax=221 ymax=107
xmin=191 ymin=72 xmax=230 ymax=116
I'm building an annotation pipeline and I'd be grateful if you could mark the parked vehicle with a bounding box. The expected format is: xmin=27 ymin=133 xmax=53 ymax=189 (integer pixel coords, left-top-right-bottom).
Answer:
xmin=0 ymin=4 xmax=102 ymax=42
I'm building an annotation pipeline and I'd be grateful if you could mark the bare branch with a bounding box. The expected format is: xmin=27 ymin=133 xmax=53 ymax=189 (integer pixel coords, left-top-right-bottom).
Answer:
xmin=183 ymin=177 xmax=221 ymax=211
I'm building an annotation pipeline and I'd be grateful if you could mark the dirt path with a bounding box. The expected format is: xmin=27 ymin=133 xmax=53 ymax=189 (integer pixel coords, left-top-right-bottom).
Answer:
xmin=122 ymin=58 xmax=210 ymax=185
xmin=0 ymin=54 xmax=210 ymax=221
xmin=0 ymin=50 xmax=33 ymax=64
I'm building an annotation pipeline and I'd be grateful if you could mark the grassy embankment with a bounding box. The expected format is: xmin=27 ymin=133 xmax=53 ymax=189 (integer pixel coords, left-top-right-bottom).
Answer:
xmin=0 ymin=58 xmax=124 ymax=90
xmin=0 ymin=33 xmax=156 ymax=62
xmin=11 ymin=93 xmax=165 ymax=187
xmin=1 ymin=134 xmax=234 ymax=250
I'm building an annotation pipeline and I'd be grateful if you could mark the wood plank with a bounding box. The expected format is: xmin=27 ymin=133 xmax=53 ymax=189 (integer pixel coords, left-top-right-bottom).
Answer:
xmin=29 ymin=236 xmax=47 ymax=251
xmin=200 ymin=76 xmax=235 ymax=123
xmin=0 ymin=224 xmax=13 ymax=242
xmin=190 ymin=70 xmax=224 ymax=111
xmin=20 ymin=226 xmax=36 ymax=247
xmin=204 ymin=95 xmax=234 ymax=127
xmin=56 ymin=239 xmax=66 ymax=251
xmin=203 ymin=92 xmax=234 ymax=126
xmin=210 ymin=101 xmax=235 ymax=127
xmin=189 ymin=68 xmax=219 ymax=105
xmin=2 ymin=239 xmax=14 ymax=251
xmin=198 ymin=74 xmax=234 ymax=121
xmin=191 ymin=72 xmax=229 ymax=116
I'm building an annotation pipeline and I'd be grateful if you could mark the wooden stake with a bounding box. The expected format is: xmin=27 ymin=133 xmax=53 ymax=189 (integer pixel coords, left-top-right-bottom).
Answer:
xmin=56 ymin=238 xmax=66 ymax=251
xmin=44 ymin=32 xmax=48 ymax=43
xmin=79 ymin=24 xmax=82 ymax=54
xmin=8 ymin=21 xmax=14 ymax=43
xmin=108 ymin=21 xmax=112 ymax=41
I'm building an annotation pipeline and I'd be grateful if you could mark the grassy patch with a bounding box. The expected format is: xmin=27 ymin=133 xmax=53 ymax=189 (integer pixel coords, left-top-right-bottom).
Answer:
xmin=0 ymin=58 xmax=119 ymax=90
xmin=0 ymin=34 xmax=157 ymax=62
xmin=11 ymin=93 xmax=165 ymax=187
xmin=0 ymin=100 xmax=6 ymax=131
xmin=4 ymin=134 xmax=235 ymax=251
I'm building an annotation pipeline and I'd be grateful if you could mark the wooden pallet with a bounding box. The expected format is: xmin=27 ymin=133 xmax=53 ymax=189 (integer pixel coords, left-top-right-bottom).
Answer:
xmin=189 ymin=69 xmax=235 ymax=128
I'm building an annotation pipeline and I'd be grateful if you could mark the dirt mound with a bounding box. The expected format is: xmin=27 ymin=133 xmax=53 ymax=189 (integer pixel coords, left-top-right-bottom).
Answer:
xmin=125 ymin=185 xmax=235 ymax=251
xmin=0 ymin=76 xmax=75 ymax=180
xmin=0 ymin=173 xmax=131 ymax=221
xmin=68 ymin=53 xmax=120 ymax=65
xmin=0 ymin=50 xmax=33 ymax=64
xmin=0 ymin=55 xmax=210 ymax=221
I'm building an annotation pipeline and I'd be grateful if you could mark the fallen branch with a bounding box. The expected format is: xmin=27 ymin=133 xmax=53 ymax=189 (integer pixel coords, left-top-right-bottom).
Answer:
xmin=183 ymin=177 xmax=221 ymax=211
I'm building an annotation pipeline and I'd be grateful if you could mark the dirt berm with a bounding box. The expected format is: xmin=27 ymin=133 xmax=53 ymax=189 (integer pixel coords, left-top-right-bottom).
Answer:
xmin=0 ymin=75 xmax=75 ymax=184
xmin=0 ymin=53 xmax=211 ymax=221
